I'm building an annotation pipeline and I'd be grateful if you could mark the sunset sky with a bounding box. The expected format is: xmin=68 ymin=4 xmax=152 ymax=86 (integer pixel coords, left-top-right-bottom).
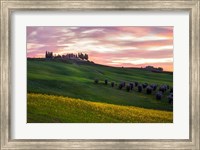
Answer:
xmin=27 ymin=26 xmax=173 ymax=71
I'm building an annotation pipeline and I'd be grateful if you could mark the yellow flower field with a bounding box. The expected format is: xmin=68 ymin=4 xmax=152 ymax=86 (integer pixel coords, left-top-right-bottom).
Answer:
xmin=28 ymin=93 xmax=173 ymax=123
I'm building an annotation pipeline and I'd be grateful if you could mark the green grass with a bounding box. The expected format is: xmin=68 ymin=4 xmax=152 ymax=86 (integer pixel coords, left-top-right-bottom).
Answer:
xmin=28 ymin=93 xmax=173 ymax=123
xmin=27 ymin=59 xmax=173 ymax=112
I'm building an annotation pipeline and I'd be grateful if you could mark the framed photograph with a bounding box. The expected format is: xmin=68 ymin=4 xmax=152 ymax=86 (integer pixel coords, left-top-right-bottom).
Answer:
xmin=1 ymin=0 xmax=199 ymax=149
xmin=27 ymin=25 xmax=174 ymax=124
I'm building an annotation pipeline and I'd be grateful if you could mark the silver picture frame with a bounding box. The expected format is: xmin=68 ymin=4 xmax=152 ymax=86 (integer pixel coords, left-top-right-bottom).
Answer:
xmin=1 ymin=0 xmax=199 ymax=149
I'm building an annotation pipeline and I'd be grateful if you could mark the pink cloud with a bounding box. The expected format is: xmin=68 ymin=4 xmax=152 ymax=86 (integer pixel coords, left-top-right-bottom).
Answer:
xmin=27 ymin=26 xmax=173 ymax=71
xmin=88 ymin=49 xmax=172 ymax=60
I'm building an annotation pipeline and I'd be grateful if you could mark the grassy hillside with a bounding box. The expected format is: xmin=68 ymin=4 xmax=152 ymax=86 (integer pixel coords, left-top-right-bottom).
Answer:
xmin=27 ymin=59 xmax=173 ymax=111
xmin=28 ymin=93 xmax=173 ymax=123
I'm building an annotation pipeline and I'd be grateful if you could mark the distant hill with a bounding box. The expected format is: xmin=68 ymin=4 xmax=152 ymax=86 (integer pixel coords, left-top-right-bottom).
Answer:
xmin=28 ymin=58 xmax=173 ymax=74
xmin=27 ymin=59 xmax=173 ymax=111
xmin=27 ymin=59 xmax=173 ymax=123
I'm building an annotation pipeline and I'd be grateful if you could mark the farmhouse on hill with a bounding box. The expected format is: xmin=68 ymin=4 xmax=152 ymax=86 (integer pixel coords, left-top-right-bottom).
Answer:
xmin=145 ymin=66 xmax=163 ymax=73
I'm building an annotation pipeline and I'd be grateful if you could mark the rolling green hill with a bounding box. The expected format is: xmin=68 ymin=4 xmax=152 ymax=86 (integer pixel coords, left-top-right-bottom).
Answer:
xmin=28 ymin=93 xmax=173 ymax=123
xmin=27 ymin=59 xmax=173 ymax=111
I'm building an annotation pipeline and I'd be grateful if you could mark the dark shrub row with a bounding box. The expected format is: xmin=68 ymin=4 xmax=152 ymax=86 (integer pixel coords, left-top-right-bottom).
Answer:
xmin=94 ymin=79 xmax=173 ymax=103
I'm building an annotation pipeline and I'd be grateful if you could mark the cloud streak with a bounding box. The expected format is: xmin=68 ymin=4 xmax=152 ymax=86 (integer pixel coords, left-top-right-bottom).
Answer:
xmin=27 ymin=26 xmax=173 ymax=71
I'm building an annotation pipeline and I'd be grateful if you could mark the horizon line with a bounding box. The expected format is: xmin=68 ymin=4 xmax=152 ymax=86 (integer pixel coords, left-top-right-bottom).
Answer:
xmin=27 ymin=57 xmax=173 ymax=73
